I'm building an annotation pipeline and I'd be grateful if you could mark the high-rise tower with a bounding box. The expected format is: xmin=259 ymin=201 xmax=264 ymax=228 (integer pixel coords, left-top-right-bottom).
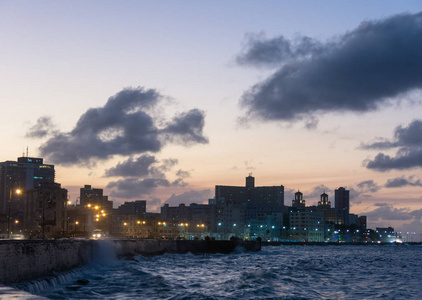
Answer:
xmin=335 ymin=187 xmax=350 ymax=225
xmin=0 ymin=157 xmax=55 ymax=214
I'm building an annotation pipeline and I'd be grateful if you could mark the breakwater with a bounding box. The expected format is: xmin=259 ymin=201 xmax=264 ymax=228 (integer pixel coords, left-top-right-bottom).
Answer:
xmin=0 ymin=239 xmax=260 ymax=284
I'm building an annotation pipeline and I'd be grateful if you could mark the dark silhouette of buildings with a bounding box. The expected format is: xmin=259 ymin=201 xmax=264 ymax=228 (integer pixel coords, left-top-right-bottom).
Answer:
xmin=335 ymin=187 xmax=350 ymax=226
xmin=80 ymin=185 xmax=113 ymax=211
xmin=318 ymin=192 xmax=331 ymax=209
xmin=118 ymin=200 xmax=146 ymax=215
xmin=292 ymin=191 xmax=305 ymax=209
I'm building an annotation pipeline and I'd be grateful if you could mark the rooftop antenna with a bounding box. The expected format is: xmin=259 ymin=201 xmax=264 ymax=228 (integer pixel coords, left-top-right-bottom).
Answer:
xmin=26 ymin=146 xmax=29 ymax=157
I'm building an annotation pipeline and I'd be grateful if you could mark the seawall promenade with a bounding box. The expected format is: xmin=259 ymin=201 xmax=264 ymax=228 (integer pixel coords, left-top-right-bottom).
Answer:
xmin=0 ymin=239 xmax=260 ymax=284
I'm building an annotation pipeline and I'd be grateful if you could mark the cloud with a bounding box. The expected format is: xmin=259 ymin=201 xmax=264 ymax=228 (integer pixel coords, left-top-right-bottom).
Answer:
xmin=356 ymin=180 xmax=381 ymax=193
xmin=305 ymin=184 xmax=332 ymax=200
xmin=365 ymin=203 xmax=416 ymax=221
xmin=363 ymin=120 xmax=422 ymax=171
xmin=365 ymin=147 xmax=422 ymax=171
xmin=163 ymin=189 xmax=213 ymax=206
xmin=107 ymin=176 xmax=187 ymax=199
xmin=175 ymin=169 xmax=191 ymax=178
xmin=161 ymin=109 xmax=209 ymax=145
xmin=385 ymin=176 xmax=422 ymax=188
xmin=284 ymin=188 xmax=297 ymax=204
xmin=26 ymin=116 xmax=56 ymax=138
xmin=362 ymin=119 xmax=422 ymax=150
xmin=237 ymin=33 xmax=324 ymax=68
xmin=37 ymin=87 xmax=208 ymax=165
xmin=104 ymin=155 xmax=157 ymax=177
xmin=107 ymin=178 xmax=172 ymax=198
xmin=237 ymin=12 xmax=422 ymax=125
xmin=105 ymin=156 xmax=189 ymax=199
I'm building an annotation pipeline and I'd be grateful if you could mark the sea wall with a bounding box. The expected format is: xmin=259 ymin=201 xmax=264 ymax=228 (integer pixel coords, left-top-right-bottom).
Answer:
xmin=0 ymin=239 xmax=260 ymax=284
xmin=0 ymin=240 xmax=93 ymax=284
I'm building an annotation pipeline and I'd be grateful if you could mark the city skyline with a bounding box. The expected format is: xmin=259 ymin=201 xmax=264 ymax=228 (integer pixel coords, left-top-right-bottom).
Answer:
xmin=1 ymin=1 xmax=422 ymax=235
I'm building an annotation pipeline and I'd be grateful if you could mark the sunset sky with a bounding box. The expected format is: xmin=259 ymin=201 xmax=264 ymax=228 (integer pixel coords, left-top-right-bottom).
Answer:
xmin=1 ymin=1 xmax=422 ymax=236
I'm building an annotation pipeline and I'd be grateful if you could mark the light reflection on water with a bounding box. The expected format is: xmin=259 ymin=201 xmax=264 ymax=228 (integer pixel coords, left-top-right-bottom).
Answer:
xmin=17 ymin=245 xmax=422 ymax=299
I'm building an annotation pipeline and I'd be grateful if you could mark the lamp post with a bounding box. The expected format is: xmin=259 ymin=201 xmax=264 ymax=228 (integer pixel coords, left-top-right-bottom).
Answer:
xmin=7 ymin=188 xmax=21 ymax=239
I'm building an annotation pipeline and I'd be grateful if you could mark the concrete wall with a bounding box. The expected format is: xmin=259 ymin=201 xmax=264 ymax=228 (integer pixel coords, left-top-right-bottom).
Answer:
xmin=0 ymin=240 xmax=93 ymax=284
xmin=0 ymin=239 xmax=260 ymax=284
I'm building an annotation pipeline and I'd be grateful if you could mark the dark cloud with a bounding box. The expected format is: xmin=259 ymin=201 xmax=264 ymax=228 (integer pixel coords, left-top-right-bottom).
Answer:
xmin=365 ymin=148 xmax=422 ymax=171
xmin=356 ymin=180 xmax=381 ymax=193
xmin=175 ymin=169 xmax=191 ymax=178
xmin=385 ymin=176 xmax=422 ymax=188
xmin=363 ymin=120 xmax=422 ymax=171
xmin=107 ymin=178 xmax=171 ymax=198
xmin=163 ymin=189 xmax=213 ymax=206
xmin=362 ymin=119 xmax=422 ymax=150
xmin=107 ymin=176 xmax=188 ymax=199
xmin=37 ymin=87 xmax=208 ymax=165
xmin=161 ymin=109 xmax=208 ymax=145
xmin=238 ymin=12 xmax=422 ymax=124
xmin=105 ymin=156 xmax=188 ymax=198
xmin=365 ymin=203 xmax=414 ymax=221
xmin=142 ymin=158 xmax=178 ymax=179
xmin=237 ymin=33 xmax=323 ymax=68
xmin=26 ymin=116 xmax=56 ymax=138
xmin=104 ymin=155 xmax=156 ymax=177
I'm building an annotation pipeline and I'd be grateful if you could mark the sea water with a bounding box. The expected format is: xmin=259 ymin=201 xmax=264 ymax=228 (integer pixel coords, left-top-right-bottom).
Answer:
xmin=11 ymin=243 xmax=422 ymax=299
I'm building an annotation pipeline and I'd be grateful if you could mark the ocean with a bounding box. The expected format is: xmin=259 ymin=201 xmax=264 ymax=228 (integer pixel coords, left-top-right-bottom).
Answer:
xmin=10 ymin=242 xmax=422 ymax=299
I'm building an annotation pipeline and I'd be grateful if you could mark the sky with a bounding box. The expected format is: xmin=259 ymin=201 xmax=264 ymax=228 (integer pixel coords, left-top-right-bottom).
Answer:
xmin=1 ymin=1 xmax=422 ymax=239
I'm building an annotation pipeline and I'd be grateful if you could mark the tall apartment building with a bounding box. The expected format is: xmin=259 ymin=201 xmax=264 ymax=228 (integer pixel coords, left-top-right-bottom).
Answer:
xmin=335 ymin=187 xmax=350 ymax=226
xmin=0 ymin=157 xmax=55 ymax=214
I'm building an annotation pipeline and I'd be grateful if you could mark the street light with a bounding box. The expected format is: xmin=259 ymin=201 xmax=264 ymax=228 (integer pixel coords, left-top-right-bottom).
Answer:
xmin=7 ymin=188 xmax=21 ymax=239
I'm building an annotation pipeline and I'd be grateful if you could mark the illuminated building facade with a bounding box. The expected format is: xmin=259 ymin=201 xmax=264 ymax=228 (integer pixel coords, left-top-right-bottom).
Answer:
xmin=0 ymin=157 xmax=55 ymax=214
xmin=211 ymin=175 xmax=284 ymax=240
xmin=80 ymin=185 xmax=113 ymax=211
xmin=289 ymin=209 xmax=324 ymax=242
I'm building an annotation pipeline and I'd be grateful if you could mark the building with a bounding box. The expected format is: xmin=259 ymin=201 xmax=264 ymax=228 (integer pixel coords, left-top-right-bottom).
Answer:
xmin=358 ymin=216 xmax=367 ymax=230
xmin=118 ymin=200 xmax=146 ymax=216
xmin=317 ymin=192 xmax=331 ymax=209
xmin=376 ymin=227 xmax=396 ymax=243
xmin=66 ymin=185 xmax=114 ymax=237
xmin=80 ymin=185 xmax=113 ymax=211
xmin=292 ymin=191 xmax=305 ymax=209
xmin=24 ymin=182 xmax=68 ymax=238
xmin=161 ymin=203 xmax=211 ymax=225
xmin=210 ymin=175 xmax=284 ymax=240
xmin=0 ymin=157 xmax=55 ymax=214
xmin=335 ymin=187 xmax=350 ymax=226
xmin=289 ymin=209 xmax=324 ymax=242
xmin=349 ymin=214 xmax=358 ymax=225
xmin=316 ymin=192 xmax=339 ymax=224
